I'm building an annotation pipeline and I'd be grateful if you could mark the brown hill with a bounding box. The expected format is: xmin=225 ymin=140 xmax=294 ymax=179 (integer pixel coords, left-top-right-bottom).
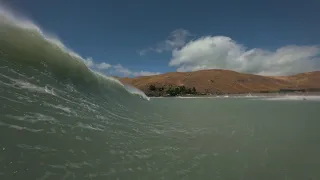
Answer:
xmin=119 ymin=69 xmax=320 ymax=96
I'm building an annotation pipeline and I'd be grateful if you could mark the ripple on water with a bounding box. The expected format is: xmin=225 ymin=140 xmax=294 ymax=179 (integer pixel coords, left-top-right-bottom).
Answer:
xmin=43 ymin=102 xmax=75 ymax=115
xmin=36 ymin=171 xmax=56 ymax=180
xmin=60 ymin=171 xmax=74 ymax=180
xmin=16 ymin=144 xmax=57 ymax=152
xmin=6 ymin=113 xmax=58 ymax=124
xmin=75 ymin=122 xmax=104 ymax=132
xmin=47 ymin=127 xmax=56 ymax=134
xmin=99 ymin=168 xmax=116 ymax=176
xmin=65 ymin=161 xmax=93 ymax=169
xmin=75 ymin=136 xmax=83 ymax=141
xmin=84 ymin=137 xmax=92 ymax=141
xmin=0 ymin=121 xmax=43 ymax=133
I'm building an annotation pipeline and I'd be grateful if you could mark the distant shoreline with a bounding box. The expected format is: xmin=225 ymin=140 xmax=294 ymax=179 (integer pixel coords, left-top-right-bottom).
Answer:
xmin=119 ymin=70 xmax=320 ymax=98
xmin=148 ymin=91 xmax=320 ymax=98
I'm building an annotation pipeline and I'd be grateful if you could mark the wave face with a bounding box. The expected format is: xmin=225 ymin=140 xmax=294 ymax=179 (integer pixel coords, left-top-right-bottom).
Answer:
xmin=0 ymin=7 xmax=160 ymax=179
xmin=0 ymin=7 xmax=148 ymax=100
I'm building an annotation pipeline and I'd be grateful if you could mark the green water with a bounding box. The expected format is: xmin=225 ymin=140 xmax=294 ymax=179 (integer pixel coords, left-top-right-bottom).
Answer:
xmin=1 ymin=9 xmax=320 ymax=180
xmin=1 ymin=95 xmax=320 ymax=179
xmin=152 ymin=98 xmax=320 ymax=179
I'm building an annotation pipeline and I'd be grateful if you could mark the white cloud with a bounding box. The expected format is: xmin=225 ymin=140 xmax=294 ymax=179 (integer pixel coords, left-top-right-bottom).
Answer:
xmin=139 ymin=29 xmax=192 ymax=55
xmin=113 ymin=64 xmax=160 ymax=77
xmin=84 ymin=58 xmax=94 ymax=68
xmin=169 ymin=36 xmax=320 ymax=75
xmin=164 ymin=28 xmax=192 ymax=50
xmin=97 ymin=62 xmax=111 ymax=70
xmin=113 ymin=64 xmax=132 ymax=76
xmin=84 ymin=58 xmax=111 ymax=70
xmin=82 ymin=58 xmax=159 ymax=77
xmin=133 ymin=71 xmax=160 ymax=77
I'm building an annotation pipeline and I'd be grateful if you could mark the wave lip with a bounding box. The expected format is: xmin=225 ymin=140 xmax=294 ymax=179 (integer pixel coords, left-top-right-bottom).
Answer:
xmin=123 ymin=84 xmax=150 ymax=101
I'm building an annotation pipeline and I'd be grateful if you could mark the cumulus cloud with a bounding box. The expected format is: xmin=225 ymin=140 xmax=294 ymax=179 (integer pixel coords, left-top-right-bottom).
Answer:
xmin=84 ymin=58 xmax=111 ymax=70
xmin=84 ymin=58 xmax=94 ymax=68
xmin=113 ymin=64 xmax=132 ymax=76
xmin=135 ymin=71 xmax=161 ymax=76
xmin=83 ymin=59 xmax=159 ymax=77
xmin=169 ymin=36 xmax=320 ymax=75
xmin=96 ymin=62 xmax=111 ymax=70
xmin=139 ymin=29 xmax=192 ymax=55
xmin=113 ymin=64 xmax=160 ymax=77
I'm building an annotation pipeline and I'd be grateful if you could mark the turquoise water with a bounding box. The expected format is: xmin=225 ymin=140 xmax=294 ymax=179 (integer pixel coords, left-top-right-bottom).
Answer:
xmin=1 ymin=8 xmax=320 ymax=180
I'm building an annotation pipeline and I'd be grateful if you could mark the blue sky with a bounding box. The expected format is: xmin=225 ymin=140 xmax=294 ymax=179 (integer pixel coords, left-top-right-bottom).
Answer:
xmin=3 ymin=0 xmax=320 ymax=76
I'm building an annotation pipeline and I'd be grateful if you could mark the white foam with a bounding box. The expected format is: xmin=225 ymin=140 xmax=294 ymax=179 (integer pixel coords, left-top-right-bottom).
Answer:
xmin=0 ymin=71 xmax=56 ymax=96
xmin=16 ymin=144 xmax=57 ymax=152
xmin=43 ymin=102 xmax=74 ymax=114
xmin=76 ymin=122 xmax=104 ymax=132
xmin=14 ymin=79 xmax=56 ymax=95
xmin=0 ymin=121 xmax=43 ymax=133
xmin=6 ymin=113 xmax=58 ymax=124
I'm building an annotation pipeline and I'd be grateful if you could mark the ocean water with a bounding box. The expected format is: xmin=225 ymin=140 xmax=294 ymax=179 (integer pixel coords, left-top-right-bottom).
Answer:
xmin=1 ymin=8 xmax=320 ymax=180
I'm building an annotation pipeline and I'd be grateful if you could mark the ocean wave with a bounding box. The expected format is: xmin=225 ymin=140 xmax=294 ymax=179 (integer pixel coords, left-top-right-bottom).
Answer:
xmin=0 ymin=6 xmax=149 ymax=100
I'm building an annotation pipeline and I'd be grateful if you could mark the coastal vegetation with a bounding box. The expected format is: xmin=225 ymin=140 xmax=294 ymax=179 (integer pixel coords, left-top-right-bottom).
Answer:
xmin=148 ymin=84 xmax=197 ymax=96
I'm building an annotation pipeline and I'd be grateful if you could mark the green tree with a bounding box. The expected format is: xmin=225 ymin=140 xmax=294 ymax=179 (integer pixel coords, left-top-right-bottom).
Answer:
xmin=179 ymin=86 xmax=186 ymax=93
xmin=149 ymin=84 xmax=156 ymax=91
xmin=166 ymin=86 xmax=197 ymax=96
xmin=186 ymin=88 xmax=192 ymax=94
xmin=192 ymin=87 xmax=197 ymax=94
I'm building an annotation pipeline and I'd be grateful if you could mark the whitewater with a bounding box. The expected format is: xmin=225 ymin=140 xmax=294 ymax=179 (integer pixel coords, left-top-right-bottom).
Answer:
xmin=1 ymin=6 xmax=320 ymax=180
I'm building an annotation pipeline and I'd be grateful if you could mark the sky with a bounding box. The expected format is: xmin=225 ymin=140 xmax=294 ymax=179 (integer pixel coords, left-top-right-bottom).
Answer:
xmin=2 ymin=0 xmax=320 ymax=76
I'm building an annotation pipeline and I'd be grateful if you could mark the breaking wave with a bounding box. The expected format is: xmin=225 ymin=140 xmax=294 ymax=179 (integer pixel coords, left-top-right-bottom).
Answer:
xmin=0 ymin=6 xmax=148 ymax=100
